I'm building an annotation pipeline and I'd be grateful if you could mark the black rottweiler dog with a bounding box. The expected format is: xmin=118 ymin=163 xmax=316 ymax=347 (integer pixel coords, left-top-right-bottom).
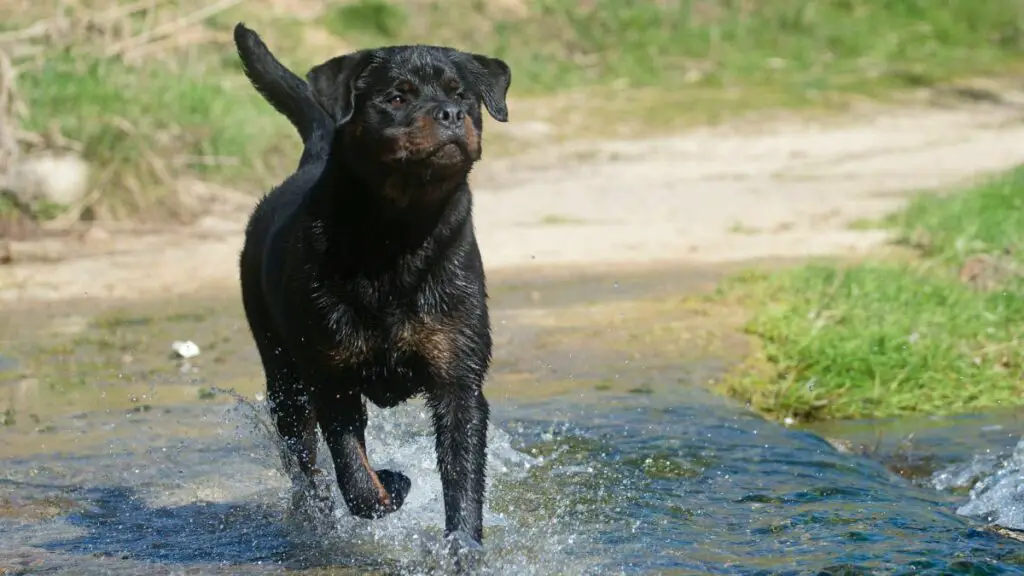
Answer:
xmin=232 ymin=24 xmax=510 ymax=547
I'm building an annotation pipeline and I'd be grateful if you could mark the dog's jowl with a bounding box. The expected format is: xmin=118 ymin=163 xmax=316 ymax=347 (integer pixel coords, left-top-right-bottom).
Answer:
xmin=232 ymin=24 xmax=511 ymax=546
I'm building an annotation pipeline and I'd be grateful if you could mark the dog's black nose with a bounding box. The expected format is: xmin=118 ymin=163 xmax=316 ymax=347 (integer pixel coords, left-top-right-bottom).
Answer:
xmin=433 ymin=103 xmax=465 ymax=128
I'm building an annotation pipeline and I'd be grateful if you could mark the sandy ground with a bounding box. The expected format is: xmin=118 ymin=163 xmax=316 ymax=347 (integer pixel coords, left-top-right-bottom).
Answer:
xmin=2 ymin=97 xmax=1024 ymax=305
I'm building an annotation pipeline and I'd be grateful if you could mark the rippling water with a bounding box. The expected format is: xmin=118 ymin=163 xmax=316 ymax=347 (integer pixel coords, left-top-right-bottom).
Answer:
xmin=933 ymin=429 xmax=1024 ymax=533
xmin=4 ymin=383 xmax=1024 ymax=575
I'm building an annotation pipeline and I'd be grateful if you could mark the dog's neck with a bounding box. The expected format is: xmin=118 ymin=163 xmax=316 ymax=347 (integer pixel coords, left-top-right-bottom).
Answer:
xmin=306 ymin=143 xmax=473 ymax=268
xmin=318 ymin=151 xmax=471 ymax=221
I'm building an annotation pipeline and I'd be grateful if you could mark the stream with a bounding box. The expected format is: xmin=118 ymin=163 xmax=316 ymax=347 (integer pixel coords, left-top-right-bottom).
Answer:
xmin=3 ymin=266 xmax=1024 ymax=575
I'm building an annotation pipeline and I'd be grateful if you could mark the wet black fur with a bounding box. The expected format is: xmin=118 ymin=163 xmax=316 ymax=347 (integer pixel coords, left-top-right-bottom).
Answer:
xmin=232 ymin=24 xmax=510 ymax=546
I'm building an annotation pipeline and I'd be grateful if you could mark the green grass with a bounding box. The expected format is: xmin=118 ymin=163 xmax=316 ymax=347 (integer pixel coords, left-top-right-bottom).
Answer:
xmin=17 ymin=52 xmax=296 ymax=219
xmin=717 ymin=167 xmax=1024 ymax=422
xmin=324 ymin=0 xmax=409 ymax=40
xmin=891 ymin=169 xmax=1024 ymax=263
xmin=10 ymin=0 xmax=1024 ymax=220
xmin=385 ymin=0 xmax=1024 ymax=94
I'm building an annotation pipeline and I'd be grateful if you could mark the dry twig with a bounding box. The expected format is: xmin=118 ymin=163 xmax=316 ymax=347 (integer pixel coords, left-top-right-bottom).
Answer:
xmin=104 ymin=0 xmax=250 ymax=57
xmin=0 ymin=21 xmax=51 ymax=45
xmin=0 ymin=47 xmax=21 ymax=174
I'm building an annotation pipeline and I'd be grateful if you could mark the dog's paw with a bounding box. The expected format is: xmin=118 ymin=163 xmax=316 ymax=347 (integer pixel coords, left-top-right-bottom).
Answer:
xmin=345 ymin=469 xmax=411 ymax=519
xmin=445 ymin=530 xmax=484 ymax=573
xmin=288 ymin=483 xmax=333 ymax=527
xmin=376 ymin=469 xmax=412 ymax=512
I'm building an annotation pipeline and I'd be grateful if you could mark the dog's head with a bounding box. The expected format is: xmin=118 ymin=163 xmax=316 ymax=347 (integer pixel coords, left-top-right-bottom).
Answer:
xmin=306 ymin=45 xmax=510 ymax=198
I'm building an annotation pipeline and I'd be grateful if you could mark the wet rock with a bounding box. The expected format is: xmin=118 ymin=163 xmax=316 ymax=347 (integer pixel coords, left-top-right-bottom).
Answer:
xmin=987 ymin=524 xmax=1024 ymax=543
xmin=826 ymin=437 xmax=856 ymax=454
xmin=827 ymin=435 xmax=939 ymax=481
xmin=0 ymin=495 xmax=81 ymax=521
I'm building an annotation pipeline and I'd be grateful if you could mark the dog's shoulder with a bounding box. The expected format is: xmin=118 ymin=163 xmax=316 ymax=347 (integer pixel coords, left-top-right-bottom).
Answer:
xmin=246 ymin=166 xmax=313 ymax=236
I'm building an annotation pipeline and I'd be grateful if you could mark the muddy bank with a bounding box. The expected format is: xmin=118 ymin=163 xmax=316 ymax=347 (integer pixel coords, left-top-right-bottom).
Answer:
xmin=0 ymin=262 xmax=762 ymax=459
xmin=4 ymin=101 xmax=1024 ymax=305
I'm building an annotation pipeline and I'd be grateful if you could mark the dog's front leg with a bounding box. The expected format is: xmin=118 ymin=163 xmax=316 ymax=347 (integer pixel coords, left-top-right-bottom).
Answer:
xmin=315 ymin=387 xmax=411 ymax=519
xmin=427 ymin=382 xmax=490 ymax=545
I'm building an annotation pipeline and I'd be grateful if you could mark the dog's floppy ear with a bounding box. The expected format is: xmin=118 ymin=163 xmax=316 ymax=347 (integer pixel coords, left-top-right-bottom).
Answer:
xmin=462 ymin=54 xmax=511 ymax=123
xmin=307 ymin=51 xmax=372 ymax=126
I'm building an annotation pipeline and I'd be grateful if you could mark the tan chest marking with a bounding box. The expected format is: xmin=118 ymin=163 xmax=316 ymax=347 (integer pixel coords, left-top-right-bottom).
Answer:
xmin=322 ymin=316 xmax=457 ymax=370
xmin=394 ymin=317 xmax=456 ymax=369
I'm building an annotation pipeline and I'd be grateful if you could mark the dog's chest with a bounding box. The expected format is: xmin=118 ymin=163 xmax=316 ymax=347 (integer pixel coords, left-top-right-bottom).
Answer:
xmin=321 ymin=301 xmax=458 ymax=371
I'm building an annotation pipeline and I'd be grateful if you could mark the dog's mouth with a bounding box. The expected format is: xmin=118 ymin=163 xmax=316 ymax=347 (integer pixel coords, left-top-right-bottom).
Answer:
xmin=413 ymin=139 xmax=471 ymax=164
xmin=377 ymin=123 xmax=480 ymax=170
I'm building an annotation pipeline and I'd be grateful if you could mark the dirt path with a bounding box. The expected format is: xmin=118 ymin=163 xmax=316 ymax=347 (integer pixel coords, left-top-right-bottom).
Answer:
xmin=2 ymin=99 xmax=1023 ymax=305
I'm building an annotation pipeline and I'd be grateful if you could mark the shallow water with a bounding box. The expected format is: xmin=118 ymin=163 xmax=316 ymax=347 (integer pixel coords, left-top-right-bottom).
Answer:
xmin=4 ymin=266 xmax=1024 ymax=574
xmin=5 ymin=388 xmax=1024 ymax=574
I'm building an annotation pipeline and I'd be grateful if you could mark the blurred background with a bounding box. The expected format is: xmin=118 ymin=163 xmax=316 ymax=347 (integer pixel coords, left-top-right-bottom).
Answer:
xmin=2 ymin=0 xmax=1023 ymax=231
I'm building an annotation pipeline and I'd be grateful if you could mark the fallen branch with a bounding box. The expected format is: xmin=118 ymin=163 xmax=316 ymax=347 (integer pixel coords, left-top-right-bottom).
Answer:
xmin=90 ymin=0 xmax=168 ymax=26
xmin=0 ymin=0 xmax=163 ymax=46
xmin=121 ymin=27 xmax=221 ymax=62
xmin=175 ymin=155 xmax=241 ymax=167
xmin=104 ymin=0 xmax=250 ymax=57
xmin=0 ymin=47 xmax=20 ymax=172
xmin=0 ymin=21 xmax=51 ymax=45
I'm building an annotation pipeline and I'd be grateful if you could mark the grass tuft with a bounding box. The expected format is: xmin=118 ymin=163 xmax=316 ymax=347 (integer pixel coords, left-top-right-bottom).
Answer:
xmin=892 ymin=168 xmax=1024 ymax=263
xmin=8 ymin=0 xmax=1024 ymax=221
xmin=325 ymin=0 xmax=408 ymax=41
xmin=716 ymin=167 xmax=1024 ymax=422
xmin=18 ymin=51 xmax=296 ymax=219
xmin=472 ymin=0 xmax=1024 ymax=94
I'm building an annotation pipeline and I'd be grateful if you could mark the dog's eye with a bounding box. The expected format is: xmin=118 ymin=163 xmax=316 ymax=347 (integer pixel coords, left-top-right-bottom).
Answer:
xmin=388 ymin=95 xmax=407 ymax=107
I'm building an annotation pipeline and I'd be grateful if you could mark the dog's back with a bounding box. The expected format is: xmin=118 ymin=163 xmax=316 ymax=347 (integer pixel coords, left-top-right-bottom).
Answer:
xmin=235 ymin=22 xmax=331 ymax=270
xmin=234 ymin=24 xmax=331 ymax=351
xmin=233 ymin=24 xmax=338 ymax=270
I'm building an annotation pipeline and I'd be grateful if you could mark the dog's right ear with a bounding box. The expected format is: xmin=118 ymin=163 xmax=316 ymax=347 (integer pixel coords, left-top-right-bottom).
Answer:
xmin=307 ymin=52 xmax=373 ymax=126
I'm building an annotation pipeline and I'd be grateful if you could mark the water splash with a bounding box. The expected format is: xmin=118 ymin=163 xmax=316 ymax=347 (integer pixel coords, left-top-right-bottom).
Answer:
xmin=209 ymin=393 xmax=589 ymax=575
xmin=5 ymin=391 xmax=1024 ymax=574
xmin=935 ymin=436 xmax=1024 ymax=529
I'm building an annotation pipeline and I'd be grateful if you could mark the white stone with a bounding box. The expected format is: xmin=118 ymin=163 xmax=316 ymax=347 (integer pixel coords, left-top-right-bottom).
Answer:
xmin=171 ymin=340 xmax=201 ymax=359
xmin=2 ymin=152 xmax=90 ymax=208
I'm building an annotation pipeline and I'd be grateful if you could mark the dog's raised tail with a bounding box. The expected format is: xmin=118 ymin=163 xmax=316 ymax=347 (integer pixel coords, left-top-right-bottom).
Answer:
xmin=233 ymin=23 xmax=332 ymax=154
